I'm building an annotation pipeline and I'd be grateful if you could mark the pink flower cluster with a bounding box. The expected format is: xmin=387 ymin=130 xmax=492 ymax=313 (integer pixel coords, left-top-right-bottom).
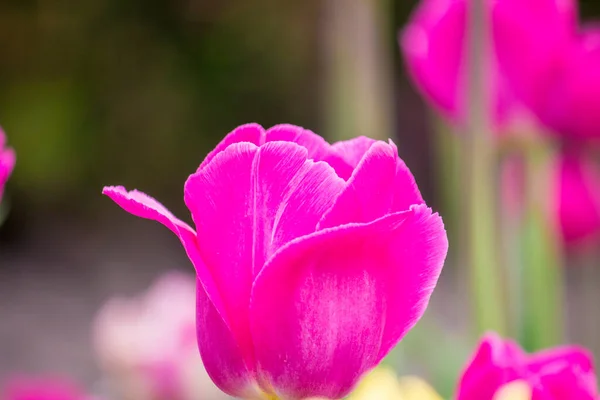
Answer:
xmin=0 ymin=128 xmax=15 ymax=202
xmin=104 ymin=123 xmax=449 ymax=399
xmin=400 ymin=0 xmax=600 ymax=246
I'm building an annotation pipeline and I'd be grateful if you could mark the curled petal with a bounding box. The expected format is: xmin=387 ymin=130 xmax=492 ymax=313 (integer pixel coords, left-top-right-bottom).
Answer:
xmin=250 ymin=205 xmax=447 ymax=399
xmin=101 ymin=186 xmax=229 ymax=348
xmin=184 ymin=141 xmax=345 ymax=371
xmin=102 ymin=186 xmax=194 ymax=236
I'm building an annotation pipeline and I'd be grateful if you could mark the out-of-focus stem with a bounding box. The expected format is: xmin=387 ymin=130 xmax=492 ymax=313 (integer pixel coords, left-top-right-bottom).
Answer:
xmin=321 ymin=0 xmax=394 ymax=141
xmin=464 ymin=0 xmax=507 ymax=335
xmin=521 ymin=144 xmax=564 ymax=350
xmin=433 ymin=116 xmax=461 ymax=244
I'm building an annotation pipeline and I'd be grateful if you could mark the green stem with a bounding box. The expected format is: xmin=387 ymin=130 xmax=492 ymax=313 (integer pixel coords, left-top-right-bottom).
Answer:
xmin=321 ymin=0 xmax=394 ymax=141
xmin=464 ymin=0 xmax=507 ymax=336
xmin=520 ymin=144 xmax=564 ymax=350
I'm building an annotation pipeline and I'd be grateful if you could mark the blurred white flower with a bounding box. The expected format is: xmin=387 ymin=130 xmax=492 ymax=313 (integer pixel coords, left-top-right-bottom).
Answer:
xmin=93 ymin=271 xmax=231 ymax=400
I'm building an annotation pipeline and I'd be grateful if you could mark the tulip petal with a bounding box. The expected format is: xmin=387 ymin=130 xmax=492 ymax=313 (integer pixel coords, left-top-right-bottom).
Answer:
xmin=101 ymin=186 xmax=206 ymax=279
xmin=537 ymin=360 xmax=598 ymax=400
xmin=0 ymin=146 xmax=15 ymax=200
xmin=457 ymin=333 xmax=599 ymax=400
xmin=185 ymin=141 xmax=345 ymax=370
xmin=330 ymin=137 xmax=378 ymax=169
xmin=266 ymin=124 xmax=354 ymax=180
xmin=400 ymin=0 xmax=466 ymax=121
xmin=457 ymin=333 xmax=526 ymax=400
xmin=493 ymin=0 xmax=578 ymax=131
xmin=548 ymin=27 xmax=600 ymax=140
xmin=528 ymin=346 xmax=594 ymax=375
xmin=199 ymin=123 xmax=266 ymax=171
xmin=250 ymin=205 xmax=447 ymax=399
xmin=320 ymin=140 xmax=424 ymax=228
xmin=529 ymin=346 xmax=598 ymax=399
xmin=557 ymin=155 xmax=600 ymax=244
xmin=198 ymin=123 xmax=353 ymax=179
xmin=102 ymin=186 xmax=194 ymax=236
xmin=196 ymin=279 xmax=262 ymax=398
xmin=102 ymin=186 xmax=230 ymax=337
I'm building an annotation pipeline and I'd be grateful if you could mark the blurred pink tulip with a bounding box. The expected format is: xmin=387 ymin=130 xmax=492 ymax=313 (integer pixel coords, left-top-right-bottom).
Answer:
xmin=457 ymin=332 xmax=598 ymax=400
xmin=93 ymin=272 xmax=230 ymax=400
xmin=103 ymin=123 xmax=448 ymax=399
xmin=502 ymin=153 xmax=600 ymax=247
xmin=0 ymin=128 xmax=16 ymax=202
xmin=556 ymin=154 xmax=600 ymax=246
xmin=497 ymin=10 xmax=600 ymax=141
xmin=400 ymin=0 xmax=578 ymax=133
xmin=2 ymin=377 xmax=91 ymax=400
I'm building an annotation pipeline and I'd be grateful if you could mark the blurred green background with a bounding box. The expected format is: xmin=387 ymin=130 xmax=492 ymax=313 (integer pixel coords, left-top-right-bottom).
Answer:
xmin=0 ymin=0 xmax=431 ymax=230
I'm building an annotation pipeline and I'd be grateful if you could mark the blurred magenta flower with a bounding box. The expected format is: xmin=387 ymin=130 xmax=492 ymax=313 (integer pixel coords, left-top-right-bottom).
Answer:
xmin=2 ymin=377 xmax=92 ymax=400
xmin=556 ymin=154 xmax=600 ymax=246
xmin=0 ymin=128 xmax=16 ymax=201
xmin=400 ymin=0 xmax=577 ymax=131
xmin=103 ymin=124 xmax=448 ymax=399
xmin=93 ymin=271 xmax=231 ymax=400
xmin=457 ymin=332 xmax=598 ymax=400
xmin=502 ymin=153 xmax=600 ymax=247
xmin=496 ymin=12 xmax=600 ymax=141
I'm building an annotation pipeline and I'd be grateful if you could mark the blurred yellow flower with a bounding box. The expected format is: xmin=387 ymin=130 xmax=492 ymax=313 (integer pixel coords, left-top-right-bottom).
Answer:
xmin=492 ymin=380 xmax=532 ymax=400
xmin=345 ymin=367 xmax=442 ymax=400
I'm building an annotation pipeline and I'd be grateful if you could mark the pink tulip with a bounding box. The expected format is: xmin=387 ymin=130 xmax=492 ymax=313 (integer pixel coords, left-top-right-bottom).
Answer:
xmin=501 ymin=153 xmax=600 ymax=247
xmin=495 ymin=0 xmax=600 ymax=143
xmin=2 ymin=377 xmax=91 ymax=400
xmin=400 ymin=0 xmax=577 ymax=131
xmin=0 ymin=128 xmax=16 ymax=202
xmin=103 ymin=124 xmax=448 ymax=399
xmin=457 ymin=333 xmax=598 ymax=400
xmin=93 ymin=271 xmax=230 ymax=400
xmin=556 ymin=153 xmax=600 ymax=246
xmin=523 ymin=26 xmax=600 ymax=141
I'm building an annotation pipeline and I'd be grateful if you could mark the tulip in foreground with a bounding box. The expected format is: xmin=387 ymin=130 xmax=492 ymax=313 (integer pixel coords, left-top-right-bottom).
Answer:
xmin=103 ymin=123 xmax=448 ymax=399
xmin=457 ymin=333 xmax=598 ymax=400
xmin=93 ymin=271 xmax=231 ymax=400
xmin=0 ymin=128 xmax=16 ymax=202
